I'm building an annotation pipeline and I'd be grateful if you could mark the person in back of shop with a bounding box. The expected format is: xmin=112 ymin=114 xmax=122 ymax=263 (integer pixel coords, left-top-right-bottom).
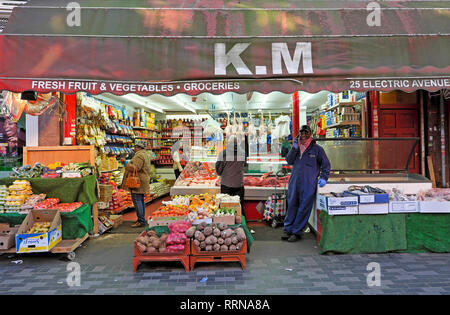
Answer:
xmin=122 ymin=141 xmax=151 ymax=228
xmin=282 ymin=125 xmax=330 ymax=242
xmin=172 ymin=146 xmax=185 ymax=179
xmin=215 ymin=135 xmax=247 ymax=211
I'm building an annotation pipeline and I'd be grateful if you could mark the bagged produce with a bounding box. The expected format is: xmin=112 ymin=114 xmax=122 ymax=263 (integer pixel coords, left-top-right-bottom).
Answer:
xmin=166 ymin=244 xmax=185 ymax=252
xmin=165 ymin=232 xmax=187 ymax=245
xmin=168 ymin=220 xmax=192 ymax=234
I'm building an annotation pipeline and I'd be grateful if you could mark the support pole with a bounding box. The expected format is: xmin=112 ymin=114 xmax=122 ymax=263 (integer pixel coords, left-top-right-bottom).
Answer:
xmin=292 ymin=91 xmax=300 ymax=138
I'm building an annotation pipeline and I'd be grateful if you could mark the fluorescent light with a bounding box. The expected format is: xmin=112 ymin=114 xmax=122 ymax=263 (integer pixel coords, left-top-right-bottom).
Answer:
xmin=122 ymin=95 xmax=164 ymax=113
xmin=171 ymin=96 xmax=196 ymax=113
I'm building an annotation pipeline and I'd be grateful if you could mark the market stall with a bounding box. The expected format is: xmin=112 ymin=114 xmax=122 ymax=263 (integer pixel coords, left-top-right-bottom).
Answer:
xmin=133 ymin=192 xmax=254 ymax=272
xmin=309 ymin=138 xmax=450 ymax=254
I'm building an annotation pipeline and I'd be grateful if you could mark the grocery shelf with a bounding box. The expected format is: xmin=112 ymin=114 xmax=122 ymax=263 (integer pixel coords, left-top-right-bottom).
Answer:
xmin=324 ymin=101 xmax=364 ymax=112
xmin=133 ymin=126 xmax=161 ymax=132
xmin=325 ymin=121 xmax=360 ymax=129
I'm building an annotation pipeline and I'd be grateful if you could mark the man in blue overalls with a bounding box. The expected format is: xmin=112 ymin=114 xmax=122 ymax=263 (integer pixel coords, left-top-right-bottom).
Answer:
xmin=282 ymin=125 xmax=330 ymax=242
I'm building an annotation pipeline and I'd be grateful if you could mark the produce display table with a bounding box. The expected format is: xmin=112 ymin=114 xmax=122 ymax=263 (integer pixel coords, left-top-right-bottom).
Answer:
xmin=0 ymin=175 xmax=98 ymax=234
xmin=0 ymin=204 xmax=93 ymax=240
xmin=133 ymin=232 xmax=190 ymax=272
xmin=190 ymin=238 xmax=246 ymax=271
xmin=318 ymin=212 xmax=450 ymax=254
xmin=0 ymin=233 xmax=89 ymax=260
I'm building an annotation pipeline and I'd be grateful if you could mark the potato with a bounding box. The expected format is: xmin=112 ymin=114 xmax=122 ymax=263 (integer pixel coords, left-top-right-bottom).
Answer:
xmin=217 ymin=223 xmax=227 ymax=231
xmin=194 ymin=231 xmax=205 ymax=241
xmin=213 ymin=228 xmax=221 ymax=237
xmin=193 ymin=239 xmax=200 ymax=247
xmin=236 ymin=241 xmax=244 ymax=250
xmin=224 ymin=238 xmax=232 ymax=246
xmin=221 ymin=229 xmax=234 ymax=239
xmin=217 ymin=237 xmax=224 ymax=245
xmin=229 ymin=244 xmax=237 ymax=251
xmin=210 ymin=223 xmax=216 ymax=229
xmin=145 ymin=246 xmax=157 ymax=253
xmin=159 ymin=233 xmax=168 ymax=243
xmin=146 ymin=230 xmax=157 ymax=237
xmin=213 ymin=244 xmax=221 ymax=251
xmin=200 ymin=241 xmax=206 ymax=249
xmin=220 ymin=245 xmax=229 ymax=251
xmin=197 ymin=222 xmax=207 ymax=231
xmin=137 ymin=242 xmax=146 ymax=253
xmin=158 ymin=245 xmax=166 ymax=253
xmin=205 ymin=245 xmax=213 ymax=251
xmin=185 ymin=226 xmax=196 ymax=238
xmin=231 ymin=236 xmax=239 ymax=245
xmin=152 ymin=239 xmax=161 ymax=249
xmin=136 ymin=236 xmax=147 ymax=246
xmin=203 ymin=226 xmax=213 ymax=236
xmin=236 ymin=228 xmax=246 ymax=241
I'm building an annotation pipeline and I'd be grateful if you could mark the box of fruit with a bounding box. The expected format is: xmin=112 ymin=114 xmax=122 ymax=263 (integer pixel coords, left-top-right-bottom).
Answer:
xmin=15 ymin=209 xmax=62 ymax=253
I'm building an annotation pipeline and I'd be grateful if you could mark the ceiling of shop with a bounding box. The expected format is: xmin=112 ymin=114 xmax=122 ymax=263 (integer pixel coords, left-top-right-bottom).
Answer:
xmin=97 ymin=90 xmax=329 ymax=116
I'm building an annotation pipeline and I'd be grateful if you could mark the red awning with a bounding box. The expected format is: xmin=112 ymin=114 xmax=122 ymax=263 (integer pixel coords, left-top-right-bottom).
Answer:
xmin=0 ymin=0 xmax=449 ymax=96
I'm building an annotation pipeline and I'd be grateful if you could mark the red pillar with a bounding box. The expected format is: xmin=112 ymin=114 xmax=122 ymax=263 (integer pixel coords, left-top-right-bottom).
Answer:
xmin=292 ymin=91 xmax=300 ymax=138
xmin=63 ymin=94 xmax=77 ymax=145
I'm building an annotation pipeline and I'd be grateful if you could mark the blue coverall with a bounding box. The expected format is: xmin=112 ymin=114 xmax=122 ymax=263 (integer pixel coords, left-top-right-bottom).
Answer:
xmin=284 ymin=140 xmax=330 ymax=236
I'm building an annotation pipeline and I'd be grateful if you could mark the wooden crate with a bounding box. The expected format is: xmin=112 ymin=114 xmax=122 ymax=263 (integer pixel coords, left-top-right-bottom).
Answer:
xmin=23 ymin=146 xmax=95 ymax=166
xmin=133 ymin=232 xmax=190 ymax=272
xmin=190 ymin=239 xmax=246 ymax=270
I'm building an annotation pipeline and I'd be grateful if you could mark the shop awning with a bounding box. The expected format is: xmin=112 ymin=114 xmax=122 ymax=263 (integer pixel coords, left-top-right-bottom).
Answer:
xmin=0 ymin=0 xmax=449 ymax=96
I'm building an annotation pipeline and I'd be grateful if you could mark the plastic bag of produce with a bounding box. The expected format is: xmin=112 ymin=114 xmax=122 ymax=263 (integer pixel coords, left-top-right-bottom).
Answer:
xmin=168 ymin=221 xmax=192 ymax=234
xmin=165 ymin=232 xmax=187 ymax=245
xmin=166 ymin=244 xmax=186 ymax=252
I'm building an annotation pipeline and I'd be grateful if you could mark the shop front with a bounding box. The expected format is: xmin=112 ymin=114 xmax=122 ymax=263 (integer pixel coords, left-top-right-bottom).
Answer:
xmin=0 ymin=0 xmax=449 ymax=260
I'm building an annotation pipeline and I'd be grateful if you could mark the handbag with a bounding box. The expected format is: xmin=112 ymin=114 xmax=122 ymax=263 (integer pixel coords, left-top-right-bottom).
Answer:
xmin=126 ymin=166 xmax=141 ymax=189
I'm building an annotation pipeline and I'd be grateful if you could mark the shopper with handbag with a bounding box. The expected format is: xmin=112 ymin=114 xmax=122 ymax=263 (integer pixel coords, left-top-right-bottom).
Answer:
xmin=122 ymin=141 xmax=151 ymax=228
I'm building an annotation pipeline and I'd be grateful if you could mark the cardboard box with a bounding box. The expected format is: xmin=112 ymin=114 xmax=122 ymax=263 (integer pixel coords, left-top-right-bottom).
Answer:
xmin=213 ymin=215 xmax=236 ymax=225
xmin=326 ymin=205 xmax=359 ymax=216
xmin=16 ymin=209 xmax=62 ymax=253
xmin=419 ymin=201 xmax=450 ymax=213
xmin=220 ymin=201 xmax=242 ymax=217
xmin=148 ymin=215 xmax=188 ymax=228
xmin=0 ymin=223 xmax=19 ymax=250
xmin=358 ymin=203 xmax=389 ymax=215
xmin=389 ymin=201 xmax=419 ymax=213
xmin=317 ymin=194 xmax=358 ymax=213
xmin=344 ymin=191 xmax=389 ymax=204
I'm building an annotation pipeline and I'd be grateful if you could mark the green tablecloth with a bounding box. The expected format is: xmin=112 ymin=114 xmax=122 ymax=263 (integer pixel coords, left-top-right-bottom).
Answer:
xmin=0 ymin=175 xmax=98 ymax=205
xmin=0 ymin=204 xmax=93 ymax=239
xmin=148 ymin=216 xmax=254 ymax=252
xmin=319 ymin=211 xmax=450 ymax=254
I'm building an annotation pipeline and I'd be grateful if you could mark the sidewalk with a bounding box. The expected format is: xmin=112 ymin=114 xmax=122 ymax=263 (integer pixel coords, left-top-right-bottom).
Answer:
xmin=1 ymin=214 xmax=450 ymax=295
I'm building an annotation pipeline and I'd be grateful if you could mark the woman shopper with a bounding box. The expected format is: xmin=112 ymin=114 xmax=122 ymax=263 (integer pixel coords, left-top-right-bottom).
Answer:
xmin=122 ymin=141 xmax=151 ymax=228
xmin=215 ymin=136 xmax=247 ymax=210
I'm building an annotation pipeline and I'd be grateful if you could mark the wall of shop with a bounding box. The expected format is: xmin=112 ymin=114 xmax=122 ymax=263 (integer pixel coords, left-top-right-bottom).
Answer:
xmin=425 ymin=92 xmax=449 ymax=187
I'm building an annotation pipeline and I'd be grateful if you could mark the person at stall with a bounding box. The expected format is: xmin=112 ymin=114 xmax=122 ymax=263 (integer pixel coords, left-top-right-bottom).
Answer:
xmin=122 ymin=141 xmax=151 ymax=228
xmin=215 ymin=136 xmax=247 ymax=210
xmin=173 ymin=146 xmax=185 ymax=179
xmin=282 ymin=125 xmax=330 ymax=242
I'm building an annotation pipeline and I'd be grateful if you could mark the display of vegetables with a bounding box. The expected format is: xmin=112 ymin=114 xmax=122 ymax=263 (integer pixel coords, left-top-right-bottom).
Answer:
xmin=33 ymin=198 xmax=60 ymax=209
xmin=26 ymin=222 xmax=51 ymax=234
xmin=214 ymin=207 xmax=235 ymax=217
xmin=56 ymin=202 xmax=83 ymax=212
xmin=186 ymin=222 xmax=246 ymax=252
xmin=135 ymin=229 xmax=187 ymax=254
xmin=151 ymin=205 xmax=189 ymax=218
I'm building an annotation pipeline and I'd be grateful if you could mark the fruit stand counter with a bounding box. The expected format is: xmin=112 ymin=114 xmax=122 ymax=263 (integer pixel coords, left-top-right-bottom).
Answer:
xmin=318 ymin=212 xmax=450 ymax=254
xmin=0 ymin=204 xmax=93 ymax=240
xmin=0 ymin=175 xmax=98 ymax=237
